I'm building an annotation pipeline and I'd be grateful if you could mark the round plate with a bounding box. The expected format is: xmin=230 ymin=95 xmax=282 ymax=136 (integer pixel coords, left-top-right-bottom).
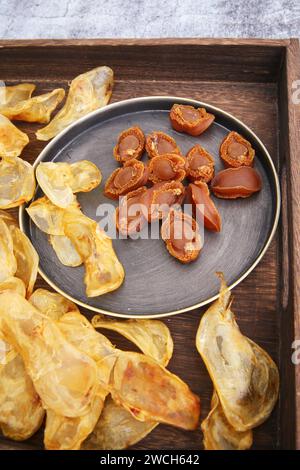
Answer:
xmin=20 ymin=96 xmax=280 ymax=318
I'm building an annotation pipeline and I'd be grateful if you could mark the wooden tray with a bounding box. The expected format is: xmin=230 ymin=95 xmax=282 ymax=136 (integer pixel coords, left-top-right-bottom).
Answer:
xmin=0 ymin=38 xmax=299 ymax=450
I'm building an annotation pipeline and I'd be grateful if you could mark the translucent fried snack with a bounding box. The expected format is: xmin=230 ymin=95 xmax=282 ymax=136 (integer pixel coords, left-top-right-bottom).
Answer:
xmin=36 ymin=66 xmax=114 ymax=141
xmin=0 ymin=88 xmax=65 ymax=123
xmin=201 ymin=390 xmax=253 ymax=450
xmin=196 ymin=273 xmax=279 ymax=432
xmin=0 ymin=293 xmax=98 ymax=418
xmin=0 ymin=277 xmax=26 ymax=297
xmin=92 ymin=315 xmax=173 ymax=367
xmin=0 ymin=114 xmax=29 ymax=158
xmin=29 ymin=288 xmax=79 ymax=321
xmin=36 ymin=160 xmax=102 ymax=208
xmin=63 ymin=212 xmax=125 ymax=297
xmin=49 ymin=234 xmax=83 ymax=267
xmin=0 ymin=156 xmax=35 ymax=209
xmin=9 ymin=225 xmax=39 ymax=297
xmin=0 ymin=209 xmax=18 ymax=228
xmin=0 ymin=218 xmax=17 ymax=283
xmin=0 ymin=83 xmax=35 ymax=107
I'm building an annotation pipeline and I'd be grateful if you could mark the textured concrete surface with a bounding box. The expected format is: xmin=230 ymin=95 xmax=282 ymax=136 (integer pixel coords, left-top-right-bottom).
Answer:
xmin=0 ymin=0 xmax=299 ymax=39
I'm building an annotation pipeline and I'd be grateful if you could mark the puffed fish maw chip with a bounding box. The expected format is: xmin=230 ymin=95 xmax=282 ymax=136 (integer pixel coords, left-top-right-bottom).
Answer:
xmin=0 ymin=277 xmax=26 ymax=297
xmin=0 ymin=83 xmax=35 ymax=107
xmin=0 ymin=88 xmax=65 ymax=124
xmin=29 ymin=288 xmax=79 ymax=321
xmin=0 ymin=114 xmax=29 ymax=158
xmin=36 ymin=66 xmax=114 ymax=141
xmin=0 ymin=156 xmax=35 ymax=209
xmin=0 ymin=218 xmax=17 ymax=282
xmin=49 ymin=234 xmax=83 ymax=267
xmin=0 ymin=210 xmax=18 ymax=228
xmin=196 ymin=272 xmax=279 ymax=432
xmin=201 ymin=390 xmax=253 ymax=450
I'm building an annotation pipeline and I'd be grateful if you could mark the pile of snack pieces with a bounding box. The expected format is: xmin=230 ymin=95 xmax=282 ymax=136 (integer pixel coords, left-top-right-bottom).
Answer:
xmin=104 ymin=103 xmax=262 ymax=263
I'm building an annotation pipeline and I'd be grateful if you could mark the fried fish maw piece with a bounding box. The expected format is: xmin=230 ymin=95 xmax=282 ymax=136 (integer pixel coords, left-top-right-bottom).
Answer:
xmin=0 ymin=293 xmax=98 ymax=418
xmin=111 ymin=351 xmax=200 ymax=430
xmin=92 ymin=315 xmax=174 ymax=367
xmin=0 ymin=156 xmax=35 ymax=209
xmin=26 ymin=196 xmax=81 ymax=235
xmin=196 ymin=273 xmax=279 ymax=431
xmin=49 ymin=234 xmax=83 ymax=267
xmin=0 ymin=351 xmax=44 ymax=441
xmin=0 ymin=114 xmax=29 ymax=158
xmin=0 ymin=277 xmax=26 ymax=297
xmin=0 ymin=210 xmax=18 ymax=228
xmin=201 ymin=390 xmax=253 ymax=450
xmin=0 ymin=218 xmax=17 ymax=282
xmin=0 ymin=88 xmax=65 ymax=123
xmin=82 ymin=395 xmax=156 ymax=450
xmin=29 ymin=288 xmax=79 ymax=321
xmin=0 ymin=83 xmax=35 ymax=107
xmin=64 ymin=213 xmax=125 ymax=297
xmin=9 ymin=225 xmax=39 ymax=297
xmin=36 ymin=66 xmax=114 ymax=141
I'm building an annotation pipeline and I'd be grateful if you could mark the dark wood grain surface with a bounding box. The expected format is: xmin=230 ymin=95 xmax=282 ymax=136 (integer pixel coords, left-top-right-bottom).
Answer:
xmin=0 ymin=38 xmax=298 ymax=450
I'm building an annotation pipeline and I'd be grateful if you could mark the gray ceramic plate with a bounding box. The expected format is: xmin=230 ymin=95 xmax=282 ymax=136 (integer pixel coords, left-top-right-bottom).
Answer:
xmin=20 ymin=96 xmax=280 ymax=318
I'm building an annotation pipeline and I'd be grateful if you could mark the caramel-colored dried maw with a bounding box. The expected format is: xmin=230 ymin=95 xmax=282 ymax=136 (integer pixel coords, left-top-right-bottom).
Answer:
xmin=114 ymin=126 xmax=145 ymax=163
xmin=196 ymin=273 xmax=279 ymax=431
xmin=0 ymin=83 xmax=35 ymax=107
xmin=63 ymin=212 xmax=125 ymax=297
xmin=116 ymin=186 xmax=148 ymax=236
xmin=0 ymin=114 xmax=29 ymax=158
xmin=201 ymin=390 xmax=253 ymax=450
xmin=185 ymin=181 xmax=221 ymax=232
xmin=0 ymin=218 xmax=17 ymax=282
xmin=92 ymin=315 xmax=174 ymax=367
xmin=141 ymin=181 xmax=185 ymax=221
xmin=211 ymin=167 xmax=262 ymax=199
xmin=36 ymin=66 xmax=114 ymax=141
xmin=170 ymin=104 xmax=215 ymax=136
xmin=111 ymin=351 xmax=200 ymax=430
xmin=0 ymin=156 xmax=35 ymax=209
xmin=0 ymin=293 xmax=98 ymax=418
xmin=0 ymin=88 xmax=65 ymax=123
xmin=185 ymin=145 xmax=215 ymax=182
xmin=104 ymin=159 xmax=148 ymax=199
xmin=220 ymin=131 xmax=255 ymax=168
xmin=49 ymin=234 xmax=83 ymax=267
xmin=161 ymin=209 xmax=202 ymax=263
xmin=148 ymin=154 xmax=186 ymax=184
xmin=145 ymin=131 xmax=181 ymax=159
xmin=9 ymin=225 xmax=39 ymax=297
xmin=29 ymin=288 xmax=79 ymax=321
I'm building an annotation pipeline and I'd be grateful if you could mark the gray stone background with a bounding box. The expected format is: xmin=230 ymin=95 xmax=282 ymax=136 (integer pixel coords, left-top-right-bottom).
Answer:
xmin=0 ymin=0 xmax=299 ymax=39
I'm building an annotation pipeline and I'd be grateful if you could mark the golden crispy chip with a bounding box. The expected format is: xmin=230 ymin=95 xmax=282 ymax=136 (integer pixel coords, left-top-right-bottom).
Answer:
xmin=36 ymin=66 xmax=114 ymax=141
xmin=201 ymin=390 xmax=253 ymax=450
xmin=0 ymin=114 xmax=29 ymax=158
xmin=29 ymin=288 xmax=79 ymax=321
xmin=0 ymin=293 xmax=98 ymax=418
xmin=0 ymin=156 xmax=35 ymax=209
xmin=49 ymin=234 xmax=82 ymax=267
xmin=0 ymin=277 xmax=26 ymax=297
xmin=111 ymin=351 xmax=200 ymax=430
xmin=0 ymin=83 xmax=35 ymax=107
xmin=26 ymin=196 xmax=81 ymax=235
xmin=36 ymin=160 xmax=101 ymax=208
xmin=196 ymin=273 xmax=279 ymax=432
xmin=0 ymin=209 xmax=18 ymax=228
xmin=92 ymin=315 xmax=173 ymax=367
xmin=0 ymin=88 xmax=65 ymax=123
xmin=9 ymin=225 xmax=39 ymax=297
xmin=82 ymin=396 xmax=156 ymax=450
xmin=0 ymin=218 xmax=17 ymax=282
xmin=64 ymin=213 xmax=125 ymax=297
xmin=0 ymin=351 xmax=44 ymax=441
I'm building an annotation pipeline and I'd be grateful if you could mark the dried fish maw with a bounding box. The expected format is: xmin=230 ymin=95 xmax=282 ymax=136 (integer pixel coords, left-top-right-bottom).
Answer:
xmin=36 ymin=66 xmax=114 ymax=141
xmin=0 ymin=218 xmax=17 ymax=282
xmin=82 ymin=396 xmax=156 ymax=450
xmin=0 ymin=277 xmax=26 ymax=297
xmin=9 ymin=225 xmax=39 ymax=297
xmin=201 ymin=390 xmax=253 ymax=450
xmin=0 ymin=293 xmax=98 ymax=418
xmin=0 ymin=88 xmax=65 ymax=123
xmin=0 ymin=83 xmax=35 ymax=107
xmin=92 ymin=315 xmax=173 ymax=367
xmin=196 ymin=273 xmax=279 ymax=431
xmin=49 ymin=234 xmax=82 ymax=267
xmin=63 ymin=213 xmax=125 ymax=297
xmin=111 ymin=351 xmax=200 ymax=430
xmin=29 ymin=288 xmax=79 ymax=321
xmin=0 ymin=114 xmax=29 ymax=158
xmin=0 ymin=209 xmax=18 ymax=228
xmin=69 ymin=160 xmax=102 ymax=193
xmin=0 ymin=156 xmax=35 ymax=209
xmin=26 ymin=196 xmax=81 ymax=235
